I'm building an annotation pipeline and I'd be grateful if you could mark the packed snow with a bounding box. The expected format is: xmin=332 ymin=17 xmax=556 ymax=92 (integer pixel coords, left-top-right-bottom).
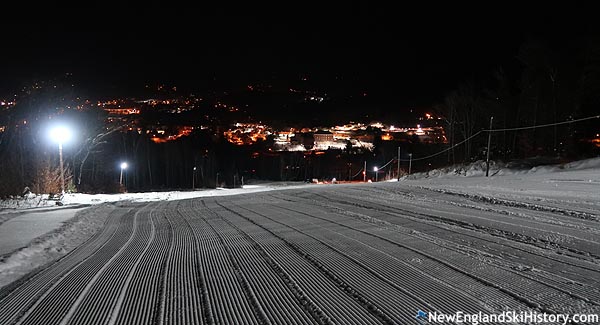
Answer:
xmin=0 ymin=182 xmax=312 ymax=211
xmin=0 ymin=183 xmax=312 ymax=287
xmin=0 ymin=157 xmax=598 ymax=296
xmin=399 ymin=157 xmax=600 ymax=204
xmin=0 ymin=204 xmax=117 ymax=287
xmin=2 ymin=164 xmax=599 ymax=323
xmin=0 ymin=207 xmax=88 ymax=256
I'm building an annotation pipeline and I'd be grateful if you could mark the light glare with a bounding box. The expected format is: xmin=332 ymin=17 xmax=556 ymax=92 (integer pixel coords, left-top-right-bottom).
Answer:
xmin=50 ymin=126 xmax=72 ymax=144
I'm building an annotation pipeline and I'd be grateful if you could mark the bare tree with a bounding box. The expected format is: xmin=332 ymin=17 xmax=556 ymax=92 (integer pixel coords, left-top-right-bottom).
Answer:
xmin=442 ymin=82 xmax=486 ymax=161
xmin=73 ymin=125 xmax=121 ymax=186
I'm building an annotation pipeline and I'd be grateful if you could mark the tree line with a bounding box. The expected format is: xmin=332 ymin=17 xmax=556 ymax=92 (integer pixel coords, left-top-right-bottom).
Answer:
xmin=1 ymin=37 xmax=599 ymax=197
xmin=435 ymin=38 xmax=600 ymax=165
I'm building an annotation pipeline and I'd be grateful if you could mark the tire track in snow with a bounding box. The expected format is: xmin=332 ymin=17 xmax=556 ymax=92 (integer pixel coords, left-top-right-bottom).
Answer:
xmin=199 ymin=200 xmax=346 ymax=325
xmin=166 ymin=202 xmax=214 ymax=325
xmin=216 ymin=200 xmax=418 ymax=325
xmin=322 ymin=188 xmax=600 ymax=260
xmin=302 ymin=188 xmax=600 ymax=272
xmin=106 ymin=210 xmax=156 ymax=325
xmin=57 ymin=204 xmax=150 ymax=325
xmin=0 ymin=206 xmax=130 ymax=325
xmin=197 ymin=205 xmax=272 ymax=325
xmin=266 ymin=194 xmax=567 ymax=313
xmin=421 ymin=186 xmax=600 ymax=221
xmin=277 ymin=191 xmax=600 ymax=312
xmin=10 ymin=206 xmax=140 ymax=325
xmin=290 ymin=189 xmax=600 ymax=301
xmin=180 ymin=202 xmax=260 ymax=324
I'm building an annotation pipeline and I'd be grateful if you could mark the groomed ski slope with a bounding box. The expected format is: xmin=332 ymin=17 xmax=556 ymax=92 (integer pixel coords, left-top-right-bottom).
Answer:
xmin=0 ymin=179 xmax=598 ymax=324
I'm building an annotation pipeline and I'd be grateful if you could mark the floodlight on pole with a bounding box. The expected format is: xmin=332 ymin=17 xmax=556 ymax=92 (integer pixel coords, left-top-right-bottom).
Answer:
xmin=193 ymin=166 xmax=197 ymax=190
xmin=120 ymin=162 xmax=128 ymax=185
xmin=50 ymin=126 xmax=72 ymax=194
xmin=374 ymin=167 xmax=379 ymax=182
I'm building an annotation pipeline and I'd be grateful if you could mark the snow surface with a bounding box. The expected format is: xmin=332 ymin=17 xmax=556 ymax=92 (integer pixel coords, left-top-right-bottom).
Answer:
xmin=0 ymin=204 xmax=117 ymax=287
xmin=0 ymin=183 xmax=313 ymax=211
xmin=0 ymin=183 xmax=313 ymax=287
xmin=0 ymin=207 xmax=87 ymax=256
xmin=0 ymin=158 xmax=598 ymax=292
xmin=397 ymin=157 xmax=600 ymax=204
xmin=61 ymin=183 xmax=312 ymax=205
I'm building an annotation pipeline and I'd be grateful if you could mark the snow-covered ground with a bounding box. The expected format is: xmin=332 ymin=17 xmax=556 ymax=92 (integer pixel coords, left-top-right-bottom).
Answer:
xmin=0 ymin=183 xmax=313 ymax=287
xmin=0 ymin=207 xmax=88 ymax=256
xmin=0 ymin=158 xmax=599 ymax=322
xmin=398 ymin=157 xmax=600 ymax=204
xmin=61 ymin=182 xmax=312 ymax=205
xmin=0 ymin=182 xmax=313 ymax=211
xmin=0 ymin=157 xmax=598 ymax=292
xmin=0 ymin=204 xmax=117 ymax=287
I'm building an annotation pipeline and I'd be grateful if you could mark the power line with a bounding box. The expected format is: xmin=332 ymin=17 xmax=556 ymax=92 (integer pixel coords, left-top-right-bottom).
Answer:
xmin=399 ymin=130 xmax=484 ymax=162
xmin=351 ymin=167 xmax=364 ymax=179
xmin=483 ymin=115 xmax=599 ymax=132
xmin=378 ymin=157 xmax=396 ymax=169
xmin=399 ymin=114 xmax=599 ymax=162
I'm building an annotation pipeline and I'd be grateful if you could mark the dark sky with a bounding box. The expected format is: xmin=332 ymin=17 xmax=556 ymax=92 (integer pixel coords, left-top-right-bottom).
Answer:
xmin=1 ymin=4 xmax=597 ymax=105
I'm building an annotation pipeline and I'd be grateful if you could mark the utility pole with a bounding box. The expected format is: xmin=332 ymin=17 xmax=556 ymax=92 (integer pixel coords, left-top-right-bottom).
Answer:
xmin=408 ymin=153 xmax=412 ymax=175
xmin=59 ymin=142 xmax=65 ymax=194
xmin=348 ymin=162 xmax=352 ymax=181
xmin=485 ymin=116 xmax=494 ymax=177
xmin=363 ymin=161 xmax=366 ymax=182
xmin=397 ymin=147 xmax=401 ymax=181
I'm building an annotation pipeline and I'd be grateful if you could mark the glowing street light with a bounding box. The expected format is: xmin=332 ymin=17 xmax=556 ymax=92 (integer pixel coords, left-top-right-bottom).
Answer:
xmin=120 ymin=162 xmax=128 ymax=185
xmin=50 ymin=126 xmax=72 ymax=194
xmin=192 ymin=166 xmax=197 ymax=190
xmin=373 ymin=166 xmax=379 ymax=182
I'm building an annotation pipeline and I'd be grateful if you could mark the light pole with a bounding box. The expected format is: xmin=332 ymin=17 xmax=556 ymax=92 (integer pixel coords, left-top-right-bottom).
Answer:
xmin=374 ymin=167 xmax=379 ymax=182
xmin=485 ymin=116 xmax=494 ymax=177
xmin=193 ymin=166 xmax=197 ymax=189
xmin=120 ymin=162 xmax=128 ymax=185
xmin=397 ymin=147 xmax=401 ymax=181
xmin=50 ymin=126 xmax=72 ymax=194
xmin=408 ymin=153 xmax=413 ymax=175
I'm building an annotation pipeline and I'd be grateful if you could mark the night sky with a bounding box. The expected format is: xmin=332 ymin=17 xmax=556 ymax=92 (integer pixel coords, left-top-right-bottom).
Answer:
xmin=2 ymin=4 xmax=597 ymax=106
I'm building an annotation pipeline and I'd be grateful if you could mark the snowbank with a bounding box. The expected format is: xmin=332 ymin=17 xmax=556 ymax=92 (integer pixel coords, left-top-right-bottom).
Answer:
xmin=61 ymin=183 xmax=312 ymax=206
xmin=0 ymin=194 xmax=56 ymax=210
xmin=401 ymin=157 xmax=600 ymax=180
xmin=0 ymin=204 xmax=116 ymax=288
xmin=0 ymin=183 xmax=312 ymax=212
xmin=398 ymin=157 xmax=600 ymax=204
